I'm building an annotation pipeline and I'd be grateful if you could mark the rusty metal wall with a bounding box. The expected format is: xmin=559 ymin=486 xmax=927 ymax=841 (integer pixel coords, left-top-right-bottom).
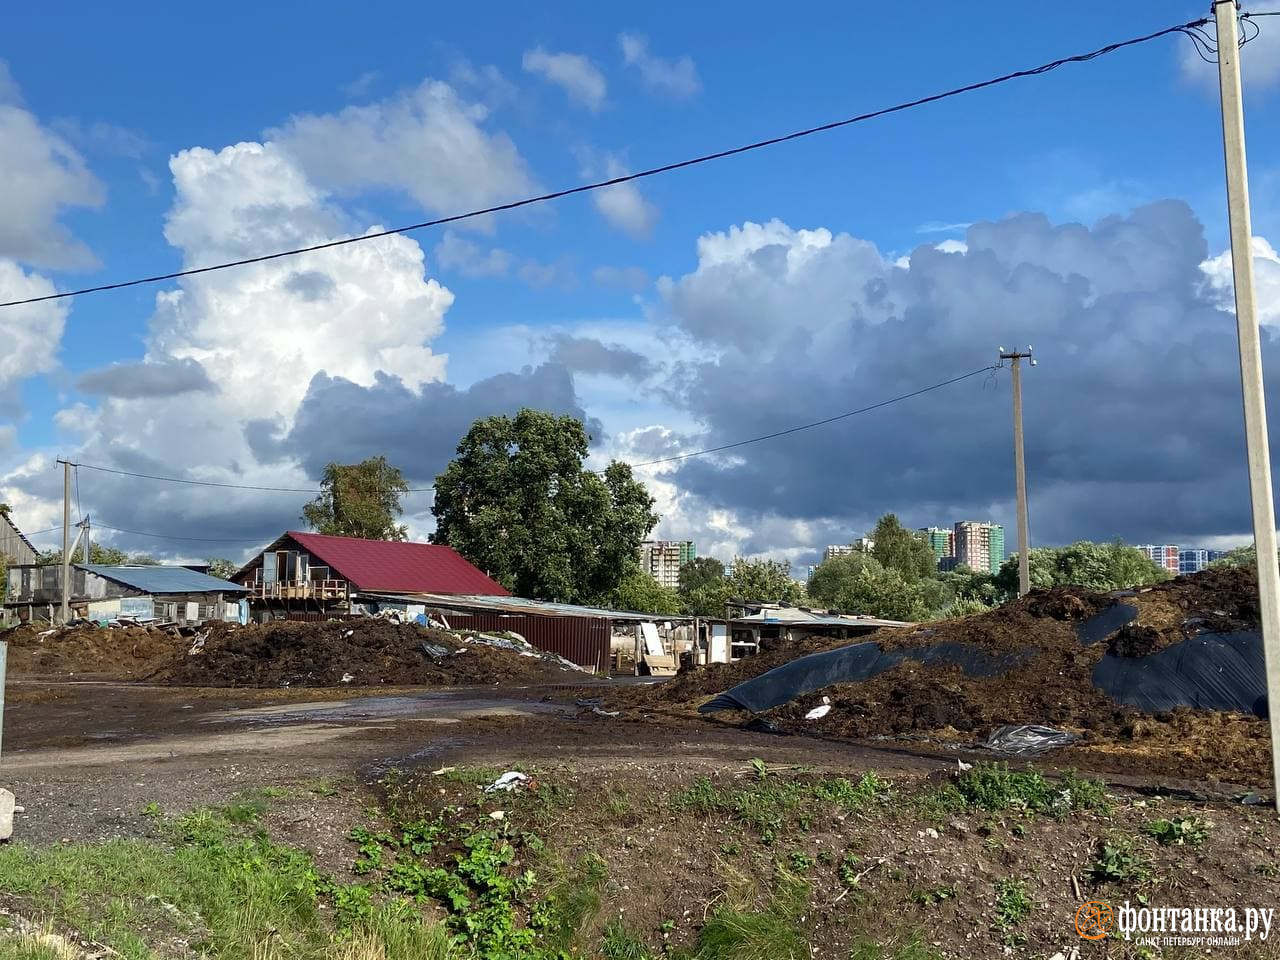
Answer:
xmin=441 ymin=612 xmax=610 ymax=671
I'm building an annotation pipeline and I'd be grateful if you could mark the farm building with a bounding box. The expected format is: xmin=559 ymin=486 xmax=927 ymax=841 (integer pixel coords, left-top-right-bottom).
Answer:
xmin=0 ymin=511 xmax=37 ymax=567
xmin=4 ymin=564 xmax=248 ymax=625
xmin=234 ymin=531 xmax=509 ymax=617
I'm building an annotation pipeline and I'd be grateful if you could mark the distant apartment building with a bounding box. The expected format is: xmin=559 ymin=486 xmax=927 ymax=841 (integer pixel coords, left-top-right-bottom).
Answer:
xmin=639 ymin=540 xmax=696 ymax=589
xmin=1177 ymin=548 xmax=1224 ymax=575
xmin=953 ymin=521 xmax=1005 ymax=575
xmin=823 ymin=538 xmax=875 ymax=564
xmin=1136 ymin=544 xmax=1180 ymax=576
xmin=919 ymin=527 xmax=955 ymax=564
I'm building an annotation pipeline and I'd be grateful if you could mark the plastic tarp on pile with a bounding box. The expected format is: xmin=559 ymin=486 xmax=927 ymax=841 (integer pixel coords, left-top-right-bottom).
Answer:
xmin=1094 ymin=630 xmax=1267 ymax=717
xmin=699 ymin=641 xmax=1034 ymax=714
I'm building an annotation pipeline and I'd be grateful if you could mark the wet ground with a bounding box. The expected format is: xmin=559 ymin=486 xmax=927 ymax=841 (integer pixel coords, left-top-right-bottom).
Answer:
xmin=3 ymin=678 xmax=1265 ymax=849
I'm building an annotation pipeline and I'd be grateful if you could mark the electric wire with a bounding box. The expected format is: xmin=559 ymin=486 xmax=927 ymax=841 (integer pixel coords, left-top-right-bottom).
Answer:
xmin=0 ymin=14 xmax=1215 ymax=310
xmin=628 ymin=365 xmax=1001 ymax=468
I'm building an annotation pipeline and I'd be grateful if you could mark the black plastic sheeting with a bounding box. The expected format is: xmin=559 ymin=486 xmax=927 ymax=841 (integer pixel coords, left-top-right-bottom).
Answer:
xmin=1076 ymin=603 xmax=1138 ymax=646
xmin=701 ymin=603 xmax=1269 ymax=722
xmin=1094 ymin=630 xmax=1268 ymax=717
xmin=699 ymin=641 xmax=1034 ymax=714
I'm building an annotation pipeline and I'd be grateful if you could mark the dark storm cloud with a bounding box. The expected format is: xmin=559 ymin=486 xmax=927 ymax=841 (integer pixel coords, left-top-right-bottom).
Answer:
xmin=545 ymin=333 xmax=657 ymax=381
xmin=76 ymin=357 xmax=216 ymax=398
xmin=660 ymin=201 xmax=1272 ymax=546
xmin=268 ymin=362 xmax=596 ymax=484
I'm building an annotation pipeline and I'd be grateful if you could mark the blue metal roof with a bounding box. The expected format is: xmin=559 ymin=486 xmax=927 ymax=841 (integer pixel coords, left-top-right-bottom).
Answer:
xmin=79 ymin=565 xmax=248 ymax=595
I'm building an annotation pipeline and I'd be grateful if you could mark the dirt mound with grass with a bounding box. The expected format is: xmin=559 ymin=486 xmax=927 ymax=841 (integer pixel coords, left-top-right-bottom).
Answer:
xmin=1 ymin=622 xmax=188 ymax=680
xmin=157 ymin=618 xmax=583 ymax=688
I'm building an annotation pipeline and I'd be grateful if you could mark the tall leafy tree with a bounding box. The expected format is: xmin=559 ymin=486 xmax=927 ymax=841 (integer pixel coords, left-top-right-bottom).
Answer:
xmin=303 ymin=456 xmax=409 ymax=541
xmin=678 ymin=556 xmax=729 ymax=616
xmin=807 ymin=552 xmax=933 ymax=621
xmin=601 ymin=567 xmax=682 ymax=615
xmin=724 ymin=557 xmax=806 ymax=606
xmin=994 ymin=541 xmax=1171 ymax=594
xmin=870 ymin=514 xmax=937 ymax=582
xmin=206 ymin=558 xmax=241 ymax=580
xmin=431 ymin=409 xmax=658 ymax=603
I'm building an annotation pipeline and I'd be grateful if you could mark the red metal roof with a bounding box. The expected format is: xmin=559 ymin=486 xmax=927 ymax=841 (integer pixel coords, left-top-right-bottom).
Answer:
xmin=284 ymin=531 xmax=509 ymax=596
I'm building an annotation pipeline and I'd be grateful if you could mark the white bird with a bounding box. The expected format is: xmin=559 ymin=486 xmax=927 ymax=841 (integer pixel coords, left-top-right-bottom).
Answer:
xmin=340 ymin=672 xmax=355 ymax=684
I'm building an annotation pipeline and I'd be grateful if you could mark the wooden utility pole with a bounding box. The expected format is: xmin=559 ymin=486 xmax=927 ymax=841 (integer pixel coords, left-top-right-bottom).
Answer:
xmin=1213 ymin=0 xmax=1280 ymax=813
xmin=998 ymin=348 xmax=1035 ymax=596
xmin=57 ymin=459 xmax=72 ymax=624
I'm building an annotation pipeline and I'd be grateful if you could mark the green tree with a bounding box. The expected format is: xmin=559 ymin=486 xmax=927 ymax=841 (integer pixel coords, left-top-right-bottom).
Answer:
xmin=303 ymin=456 xmax=409 ymax=541
xmin=677 ymin=556 xmax=728 ymax=616
xmin=938 ymin=564 xmax=1000 ymax=604
xmin=1207 ymin=544 xmax=1280 ymax=569
xmin=431 ymin=409 xmax=658 ymax=603
xmin=723 ymin=557 xmax=806 ymax=606
xmin=36 ymin=544 xmax=155 ymax=565
xmin=807 ymin=552 xmax=934 ymax=621
xmin=206 ymin=558 xmax=240 ymax=580
xmin=995 ymin=541 xmax=1171 ymax=594
xmin=601 ymin=567 xmax=681 ymax=615
xmin=870 ymin=514 xmax=936 ymax=582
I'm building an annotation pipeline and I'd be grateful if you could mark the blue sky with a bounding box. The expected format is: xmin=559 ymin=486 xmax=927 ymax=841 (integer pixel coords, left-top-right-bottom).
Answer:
xmin=2 ymin=2 xmax=1279 ymax=564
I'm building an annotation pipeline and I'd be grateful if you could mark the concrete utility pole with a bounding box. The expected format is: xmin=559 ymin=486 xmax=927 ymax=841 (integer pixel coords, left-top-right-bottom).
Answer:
xmin=999 ymin=348 xmax=1035 ymax=597
xmin=1213 ymin=0 xmax=1280 ymax=813
xmin=58 ymin=458 xmax=71 ymax=624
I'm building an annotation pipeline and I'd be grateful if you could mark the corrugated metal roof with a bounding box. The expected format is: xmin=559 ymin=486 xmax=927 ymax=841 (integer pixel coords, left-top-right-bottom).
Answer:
xmin=365 ymin=591 xmax=679 ymax=622
xmin=81 ymin=565 xmax=248 ymax=594
xmin=733 ymin=609 xmax=911 ymax=629
xmin=285 ymin=531 xmax=510 ymax=596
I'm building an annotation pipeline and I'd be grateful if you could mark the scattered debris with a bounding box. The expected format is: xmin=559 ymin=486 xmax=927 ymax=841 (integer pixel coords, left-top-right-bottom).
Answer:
xmin=431 ymin=766 xmax=457 ymax=776
xmin=591 ymin=706 xmax=622 ymax=718
xmin=0 ymin=788 xmax=16 ymax=841
xmin=982 ymin=724 xmax=1079 ymax=757
xmin=804 ymin=696 xmax=832 ymax=720
xmin=487 ymin=810 xmax=506 ymax=821
xmin=484 ymin=772 xmax=530 ymax=793
xmin=340 ymin=673 xmax=355 ymax=684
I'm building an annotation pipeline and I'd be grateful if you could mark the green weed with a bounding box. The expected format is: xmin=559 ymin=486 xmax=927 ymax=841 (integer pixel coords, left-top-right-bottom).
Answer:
xmin=993 ymin=878 xmax=1033 ymax=929
xmin=1145 ymin=816 xmax=1212 ymax=847
xmin=692 ymin=873 xmax=809 ymax=960
xmin=907 ymin=885 xmax=956 ymax=906
xmin=1087 ymin=835 xmax=1153 ymax=887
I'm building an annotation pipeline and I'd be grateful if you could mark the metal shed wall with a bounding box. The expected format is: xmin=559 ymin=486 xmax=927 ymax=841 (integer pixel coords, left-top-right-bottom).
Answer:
xmin=441 ymin=612 xmax=610 ymax=671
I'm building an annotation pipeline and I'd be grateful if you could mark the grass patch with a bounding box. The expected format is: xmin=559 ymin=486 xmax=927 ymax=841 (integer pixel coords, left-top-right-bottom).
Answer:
xmin=691 ymin=871 xmax=810 ymax=960
xmin=849 ymin=932 xmax=945 ymax=960
xmin=0 ymin=807 xmax=453 ymax=960
xmin=1145 ymin=816 xmax=1212 ymax=847
xmin=601 ymin=920 xmax=655 ymax=960
xmin=917 ymin=764 xmax=1107 ymax=819
xmin=674 ymin=771 xmax=889 ymax=845
xmin=993 ymin=878 xmax=1033 ymax=928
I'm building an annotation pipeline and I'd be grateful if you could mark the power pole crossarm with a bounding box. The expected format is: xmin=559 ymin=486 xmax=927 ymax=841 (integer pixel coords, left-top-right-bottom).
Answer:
xmin=1213 ymin=0 xmax=1280 ymax=814
xmin=998 ymin=348 xmax=1036 ymax=597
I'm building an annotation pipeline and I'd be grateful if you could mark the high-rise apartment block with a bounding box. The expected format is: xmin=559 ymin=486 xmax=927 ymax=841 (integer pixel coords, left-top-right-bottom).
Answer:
xmin=1136 ymin=544 xmax=1180 ymax=576
xmin=953 ymin=521 xmax=1005 ymax=575
xmin=919 ymin=527 xmax=955 ymax=563
xmin=639 ymin=540 xmax=696 ymax=589
xmin=1178 ymin=548 xmax=1224 ymax=575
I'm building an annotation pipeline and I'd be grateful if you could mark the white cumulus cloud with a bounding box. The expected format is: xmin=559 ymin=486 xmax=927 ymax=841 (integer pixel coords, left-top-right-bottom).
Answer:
xmin=0 ymin=64 xmax=104 ymax=268
xmin=618 ymin=33 xmax=701 ymax=98
xmin=522 ymin=48 xmax=607 ymax=111
xmin=269 ymin=79 xmax=535 ymax=217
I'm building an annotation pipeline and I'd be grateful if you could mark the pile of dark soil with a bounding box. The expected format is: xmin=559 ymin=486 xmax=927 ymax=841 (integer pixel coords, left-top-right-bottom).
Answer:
xmin=158 ymin=619 xmax=583 ymax=688
xmin=654 ymin=567 xmax=1272 ymax=786
xmin=1 ymin=623 xmax=187 ymax=680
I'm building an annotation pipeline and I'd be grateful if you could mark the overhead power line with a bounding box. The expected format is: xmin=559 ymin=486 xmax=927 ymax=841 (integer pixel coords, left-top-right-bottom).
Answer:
xmin=627 ymin=365 xmax=1001 ymax=469
xmin=69 ymin=363 xmax=1002 ymax=498
xmin=0 ymin=14 xmax=1219 ymax=311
